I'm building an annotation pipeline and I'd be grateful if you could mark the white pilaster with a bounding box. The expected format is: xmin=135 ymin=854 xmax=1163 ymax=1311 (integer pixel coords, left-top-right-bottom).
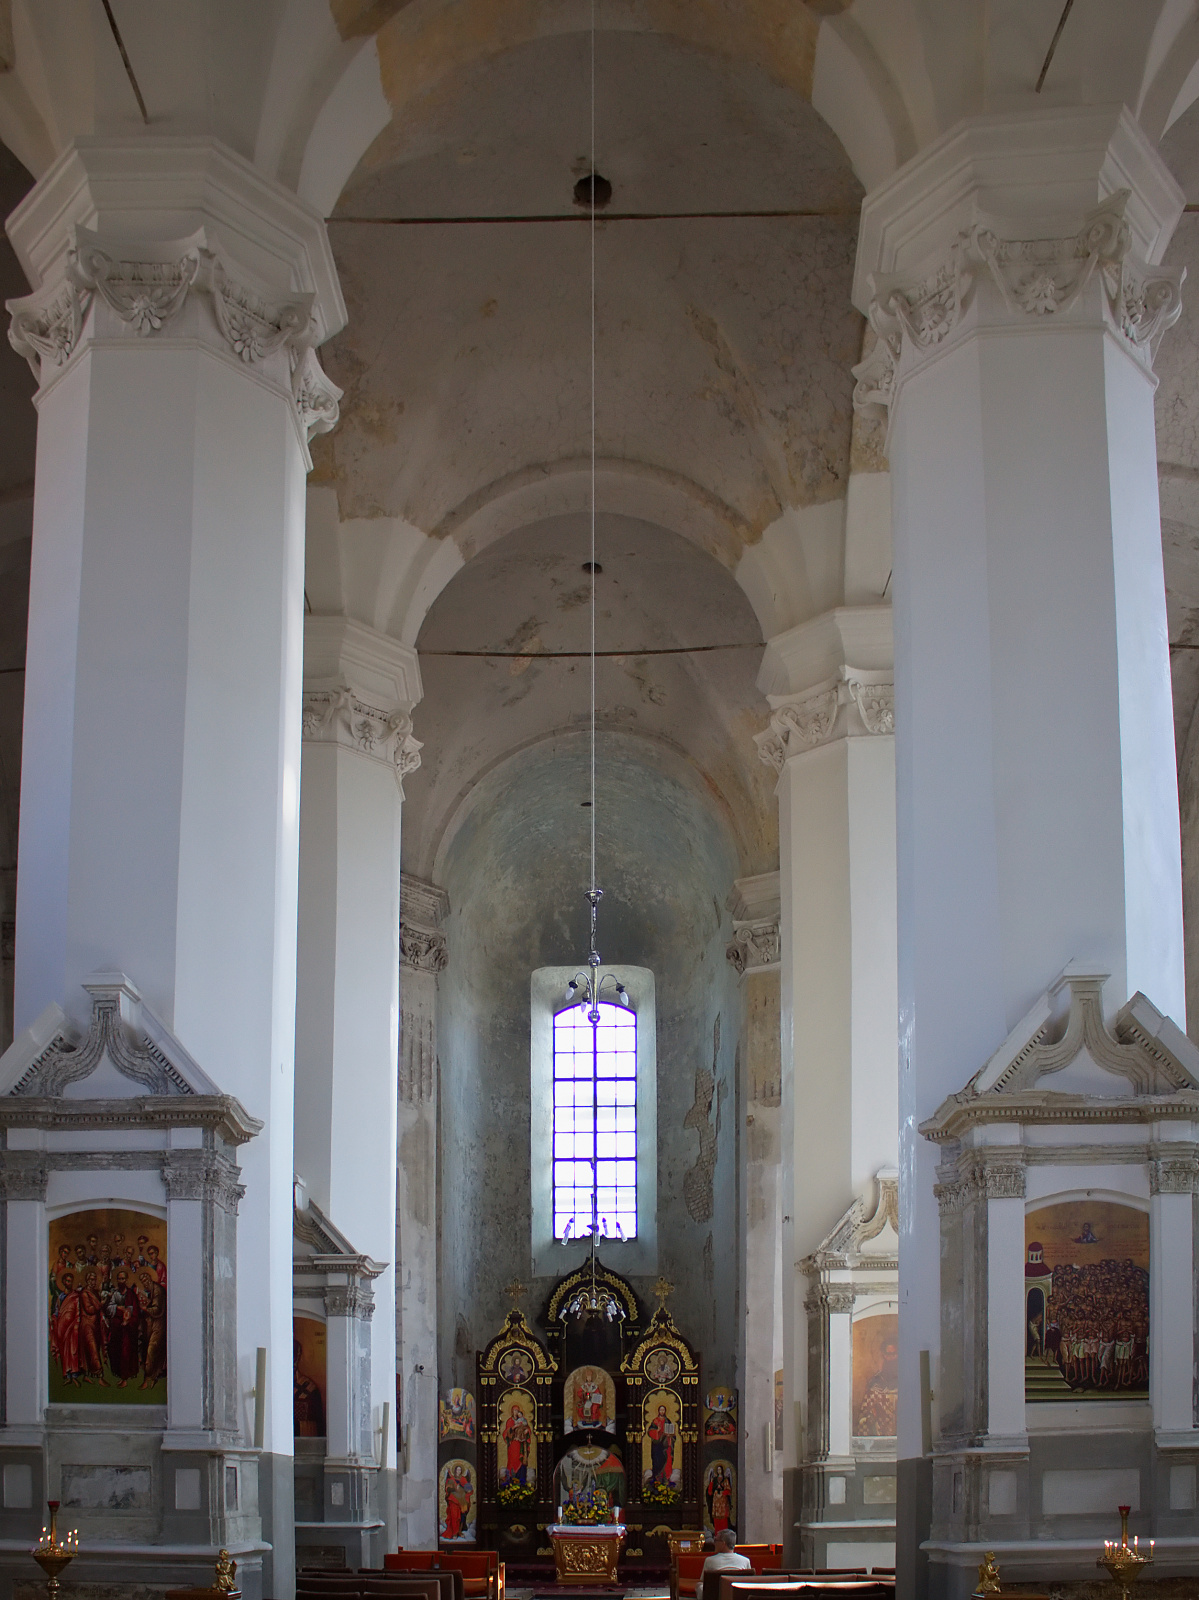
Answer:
xmin=853 ymin=104 xmax=1188 ymax=1579
xmin=396 ymin=873 xmax=447 ymax=1549
xmin=295 ymin=615 xmax=422 ymax=1536
xmin=757 ymin=607 xmax=898 ymax=1555
xmin=729 ymin=873 xmax=783 ymax=1542
xmin=6 ymin=136 xmax=344 ymax=1599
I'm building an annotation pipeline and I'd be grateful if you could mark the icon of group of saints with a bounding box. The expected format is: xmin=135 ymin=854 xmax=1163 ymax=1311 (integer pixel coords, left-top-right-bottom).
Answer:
xmin=440 ymin=1386 xmax=476 ymax=1441
xmin=48 ymin=1212 xmax=167 ymax=1392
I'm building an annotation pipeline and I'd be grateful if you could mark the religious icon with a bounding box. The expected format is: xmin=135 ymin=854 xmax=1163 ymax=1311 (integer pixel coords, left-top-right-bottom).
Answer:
xmin=498 ymin=1389 xmax=536 ymax=1492
xmin=439 ymin=1459 xmax=477 ymax=1544
xmin=439 ymin=1387 xmax=476 ymax=1441
xmin=564 ymin=1364 xmax=616 ymax=1433
xmin=703 ymin=1460 xmax=736 ymax=1536
xmin=644 ymin=1348 xmax=680 ymax=1386
xmin=641 ymin=1388 xmax=681 ymax=1490
xmin=1024 ymin=1199 xmax=1149 ymax=1401
xmin=48 ymin=1207 xmax=167 ymax=1405
xmin=704 ymin=1386 xmax=737 ymax=1440
xmin=499 ymin=1348 xmax=534 ymax=1386
xmin=556 ymin=1443 xmax=626 ymax=1513
xmin=852 ymin=1313 xmax=898 ymax=1438
xmin=293 ymin=1316 xmax=328 ymax=1437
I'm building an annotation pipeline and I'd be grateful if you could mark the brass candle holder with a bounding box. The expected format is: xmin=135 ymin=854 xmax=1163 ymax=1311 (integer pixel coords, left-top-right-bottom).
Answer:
xmin=32 ymin=1501 xmax=78 ymax=1600
xmin=1098 ymin=1504 xmax=1154 ymax=1600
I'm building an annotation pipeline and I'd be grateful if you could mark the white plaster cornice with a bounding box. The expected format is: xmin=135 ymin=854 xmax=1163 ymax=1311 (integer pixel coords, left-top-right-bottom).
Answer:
xmin=6 ymin=137 xmax=345 ymax=338
xmin=850 ymin=111 xmax=1187 ymax=433
xmin=758 ymin=604 xmax=893 ymax=699
xmin=302 ymin=615 xmax=423 ymax=792
xmin=4 ymin=139 xmax=346 ymax=455
xmin=725 ymin=870 xmax=780 ymax=925
xmin=853 ymin=105 xmax=1184 ymax=310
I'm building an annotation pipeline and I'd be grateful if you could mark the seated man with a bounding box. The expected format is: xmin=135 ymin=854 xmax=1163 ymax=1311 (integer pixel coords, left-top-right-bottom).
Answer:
xmin=701 ymin=1531 xmax=752 ymax=1579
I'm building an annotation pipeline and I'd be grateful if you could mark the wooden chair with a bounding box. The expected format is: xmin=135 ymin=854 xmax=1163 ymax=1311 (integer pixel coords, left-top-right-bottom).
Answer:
xmin=438 ymin=1550 xmax=503 ymax=1600
xmin=669 ymin=1535 xmax=708 ymax=1600
xmin=678 ymin=1552 xmax=710 ymax=1600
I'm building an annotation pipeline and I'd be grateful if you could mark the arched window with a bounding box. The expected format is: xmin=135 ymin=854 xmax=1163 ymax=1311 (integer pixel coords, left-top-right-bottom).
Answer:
xmin=552 ymin=1000 xmax=637 ymax=1240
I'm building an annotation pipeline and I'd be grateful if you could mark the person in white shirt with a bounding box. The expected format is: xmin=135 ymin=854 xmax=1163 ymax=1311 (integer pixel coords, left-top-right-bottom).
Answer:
xmin=701 ymin=1530 xmax=752 ymax=1579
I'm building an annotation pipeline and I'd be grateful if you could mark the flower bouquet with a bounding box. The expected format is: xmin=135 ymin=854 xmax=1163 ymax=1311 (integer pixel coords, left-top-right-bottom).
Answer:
xmin=497 ymin=1481 xmax=537 ymax=1508
xmin=641 ymin=1480 xmax=681 ymax=1508
xmin=562 ymin=1488 xmax=616 ymax=1525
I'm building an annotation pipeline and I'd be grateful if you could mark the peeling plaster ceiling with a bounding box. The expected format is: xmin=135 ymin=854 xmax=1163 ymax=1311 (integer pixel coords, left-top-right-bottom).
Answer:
xmin=313 ymin=28 xmax=864 ymax=544
xmin=405 ymin=509 xmax=777 ymax=881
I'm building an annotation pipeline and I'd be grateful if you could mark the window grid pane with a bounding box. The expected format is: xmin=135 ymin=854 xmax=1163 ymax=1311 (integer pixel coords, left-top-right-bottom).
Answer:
xmin=552 ymin=998 xmax=637 ymax=1240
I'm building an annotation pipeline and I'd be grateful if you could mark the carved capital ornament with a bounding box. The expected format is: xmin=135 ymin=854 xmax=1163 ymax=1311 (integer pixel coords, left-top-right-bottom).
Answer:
xmin=6 ymin=225 xmax=342 ymax=451
xmin=755 ymin=668 xmax=894 ymax=772
xmin=852 ymin=191 xmax=1185 ymax=429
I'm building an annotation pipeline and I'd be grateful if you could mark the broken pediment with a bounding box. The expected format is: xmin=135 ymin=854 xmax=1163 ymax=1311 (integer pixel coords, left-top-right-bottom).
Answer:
xmin=0 ymin=972 xmax=223 ymax=1099
xmin=294 ymin=1186 xmax=387 ymax=1279
xmin=803 ymin=1168 xmax=899 ymax=1272
xmin=920 ymin=968 xmax=1199 ymax=1143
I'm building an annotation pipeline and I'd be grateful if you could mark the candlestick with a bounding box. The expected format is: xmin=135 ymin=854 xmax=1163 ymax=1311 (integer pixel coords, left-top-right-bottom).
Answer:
xmin=31 ymin=1501 xmax=77 ymax=1600
xmin=1097 ymin=1504 xmax=1152 ymax=1600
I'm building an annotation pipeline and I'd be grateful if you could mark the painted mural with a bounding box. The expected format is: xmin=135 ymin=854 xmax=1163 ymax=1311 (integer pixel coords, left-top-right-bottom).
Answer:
xmin=703 ymin=1460 xmax=736 ymax=1535
xmin=439 ymin=1459 xmax=477 ymax=1543
xmin=48 ymin=1207 xmax=167 ymax=1404
xmin=498 ymin=1388 xmax=536 ymax=1498
xmin=641 ymin=1388 xmax=681 ymax=1496
xmin=1025 ymin=1199 xmax=1150 ymax=1401
xmin=439 ymin=1386 xmax=476 ymax=1441
xmin=704 ymin=1385 xmax=737 ymax=1440
xmin=556 ymin=1443 xmax=626 ymax=1513
xmin=852 ymin=1313 xmax=899 ymax=1437
xmin=293 ymin=1315 xmax=328 ymax=1436
xmin=564 ymin=1364 xmax=616 ymax=1432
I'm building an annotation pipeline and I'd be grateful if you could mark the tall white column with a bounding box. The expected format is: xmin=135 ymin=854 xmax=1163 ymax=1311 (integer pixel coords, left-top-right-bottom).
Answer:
xmin=5 ymin=137 xmax=343 ymax=1599
xmin=851 ymin=107 xmax=1187 ymax=1594
xmin=396 ymin=874 xmax=447 ymax=1549
xmin=295 ymin=615 xmax=422 ymax=1552
xmin=756 ymin=606 xmax=899 ymax=1559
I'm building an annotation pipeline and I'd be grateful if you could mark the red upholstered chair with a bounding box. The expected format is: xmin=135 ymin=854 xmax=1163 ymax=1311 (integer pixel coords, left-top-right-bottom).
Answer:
xmin=678 ymin=1552 xmax=709 ymax=1600
xmin=438 ymin=1551 xmax=503 ymax=1600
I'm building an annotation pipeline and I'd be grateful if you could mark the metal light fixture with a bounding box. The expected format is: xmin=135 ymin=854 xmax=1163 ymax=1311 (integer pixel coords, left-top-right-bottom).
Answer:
xmin=557 ymin=5 xmax=629 ymax=1323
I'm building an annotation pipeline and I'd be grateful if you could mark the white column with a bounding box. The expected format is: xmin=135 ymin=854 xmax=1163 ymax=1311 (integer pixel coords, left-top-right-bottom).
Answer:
xmin=5 ymin=137 xmax=344 ymax=1597
xmin=295 ymin=615 xmax=422 ymax=1539
xmin=756 ymin=605 xmax=899 ymax=1548
xmin=851 ymin=105 xmax=1187 ymax=1561
xmin=396 ymin=875 xmax=447 ymax=1549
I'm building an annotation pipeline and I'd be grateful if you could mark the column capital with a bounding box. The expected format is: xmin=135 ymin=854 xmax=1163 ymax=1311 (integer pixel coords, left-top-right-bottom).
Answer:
xmin=725 ymin=871 xmax=781 ymax=976
xmin=400 ymin=873 xmax=449 ymax=975
xmin=303 ymin=616 xmax=424 ymax=792
xmin=851 ymin=109 xmax=1186 ymax=427
xmin=5 ymin=137 xmax=345 ymax=452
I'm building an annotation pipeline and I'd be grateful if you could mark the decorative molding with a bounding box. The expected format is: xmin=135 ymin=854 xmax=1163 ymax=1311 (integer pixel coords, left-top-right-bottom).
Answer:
xmin=324 ymin=1283 xmax=376 ymax=1321
xmin=755 ymin=668 xmax=894 ymax=772
xmin=725 ymin=916 xmax=780 ymax=975
xmin=1150 ymin=1156 xmax=1199 ymax=1195
xmin=853 ymin=191 xmax=1185 ymax=424
xmin=0 ymin=1153 xmax=48 ymax=1200
xmin=162 ymin=1149 xmax=246 ymax=1213
xmin=825 ymin=1287 xmax=856 ymax=1315
xmin=301 ymin=687 xmax=423 ymax=795
xmin=6 ymin=226 xmax=340 ymax=445
xmin=921 ymin=971 xmax=1199 ymax=1144
xmin=400 ymin=924 xmax=448 ymax=974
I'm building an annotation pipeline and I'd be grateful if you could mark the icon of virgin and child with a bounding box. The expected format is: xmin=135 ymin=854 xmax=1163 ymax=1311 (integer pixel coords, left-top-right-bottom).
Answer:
xmin=499 ymin=1391 xmax=535 ymax=1489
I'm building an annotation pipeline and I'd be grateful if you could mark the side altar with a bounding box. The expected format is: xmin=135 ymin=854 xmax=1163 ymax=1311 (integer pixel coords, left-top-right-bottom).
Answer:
xmin=472 ymin=1264 xmax=702 ymax=1568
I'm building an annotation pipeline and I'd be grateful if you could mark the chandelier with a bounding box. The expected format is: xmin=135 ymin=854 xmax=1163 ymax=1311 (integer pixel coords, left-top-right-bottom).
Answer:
xmin=557 ymin=7 xmax=628 ymax=1328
